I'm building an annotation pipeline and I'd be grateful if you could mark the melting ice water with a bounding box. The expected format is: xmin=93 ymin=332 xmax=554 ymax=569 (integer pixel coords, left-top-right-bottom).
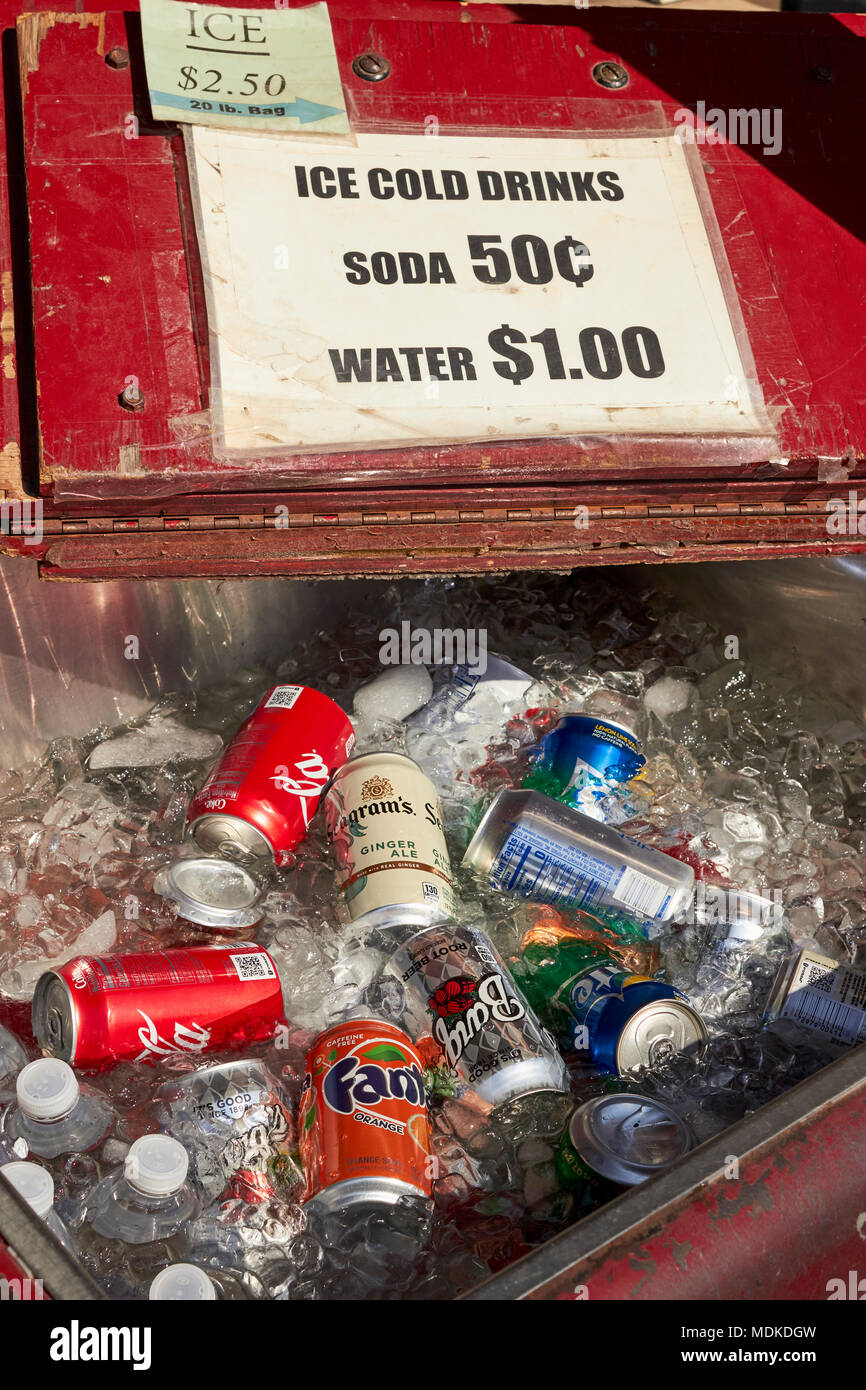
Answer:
xmin=0 ymin=570 xmax=864 ymax=1298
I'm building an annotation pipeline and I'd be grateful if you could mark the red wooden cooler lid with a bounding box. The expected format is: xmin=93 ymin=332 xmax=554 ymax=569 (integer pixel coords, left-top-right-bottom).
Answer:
xmin=0 ymin=1 xmax=864 ymax=576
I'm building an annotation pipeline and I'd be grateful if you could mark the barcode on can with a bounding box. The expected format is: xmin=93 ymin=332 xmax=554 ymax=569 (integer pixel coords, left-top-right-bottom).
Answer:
xmin=264 ymin=685 xmax=304 ymax=710
xmin=781 ymin=987 xmax=866 ymax=1045
xmin=611 ymin=866 xmax=668 ymax=918
xmin=230 ymin=951 xmax=277 ymax=982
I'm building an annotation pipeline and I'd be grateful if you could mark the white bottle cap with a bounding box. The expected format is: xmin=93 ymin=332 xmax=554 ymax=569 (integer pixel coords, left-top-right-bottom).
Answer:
xmin=16 ymin=1058 xmax=80 ymax=1122
xmin=149 ymin=1263 xmax=217 ymax=1301
xmin=2 ymin=1160 xmax=55 ymax=1218
xmin=124 ymin=1135 xmax=189 ymax=1197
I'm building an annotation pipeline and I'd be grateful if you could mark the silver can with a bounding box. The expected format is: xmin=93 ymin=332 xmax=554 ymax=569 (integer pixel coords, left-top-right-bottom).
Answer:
xmin=557 ymin=1093 xmax=694 ymax=1188
xmin=153 ymin=857 xmax=263 ymax=934
xmin=157 ymin=1059 xmax=301 ymax=1204
xmin=324 ymin=751 xmax=457 ymax=930
xmin=463 ymin=788 xmax=694 ymax=922
xmin=407 ymin=654 xmax=533 ymax=732
xmin=387 ymin=922 xmax=569 ymax=1109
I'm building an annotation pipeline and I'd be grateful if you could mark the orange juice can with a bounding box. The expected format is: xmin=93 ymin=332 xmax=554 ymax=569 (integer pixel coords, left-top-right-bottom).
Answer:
xmin=299 ymin=1018 xmax=433 ymax=1212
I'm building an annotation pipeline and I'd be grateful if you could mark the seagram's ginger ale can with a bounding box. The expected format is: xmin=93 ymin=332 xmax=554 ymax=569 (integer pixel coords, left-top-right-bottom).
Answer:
xmin=324 ymin=752 xmax=457 ymax=930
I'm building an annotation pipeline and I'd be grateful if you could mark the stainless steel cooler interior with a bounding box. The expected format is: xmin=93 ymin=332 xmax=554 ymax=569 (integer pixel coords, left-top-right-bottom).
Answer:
xmin=0 ymin=552 xmax=864 ymax=1298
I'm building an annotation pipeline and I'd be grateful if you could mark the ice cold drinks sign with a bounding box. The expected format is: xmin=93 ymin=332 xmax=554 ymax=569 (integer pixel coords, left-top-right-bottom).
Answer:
xmin=186 ymin=130 xmax=766 ymax=452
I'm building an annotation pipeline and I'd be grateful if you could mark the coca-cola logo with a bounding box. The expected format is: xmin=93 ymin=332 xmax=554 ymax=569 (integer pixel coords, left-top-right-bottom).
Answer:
xmin=270 ymin=751 xmax=332 ymax=829
xmin=270 ymin=751 xmax=331 ymax=797
xmin=134 ymin=1011 xmax=211 ymax=1063
xmin=431 ymin=973 xmax=526 ymax=1070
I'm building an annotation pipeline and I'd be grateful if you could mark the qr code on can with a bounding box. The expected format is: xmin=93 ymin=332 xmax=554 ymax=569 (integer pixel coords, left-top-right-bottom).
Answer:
xmin=230 ymin=952 xmax=277 ymax=982
xmin=264 ymin=686 xmax=303 ymax=710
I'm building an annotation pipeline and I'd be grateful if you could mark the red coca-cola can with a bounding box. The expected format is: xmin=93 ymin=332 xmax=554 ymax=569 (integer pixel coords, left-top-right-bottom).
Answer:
xmin=187 ymin=684 xmax=354 ymax=867
xmin=31 ymin=944 xmax=284 ymax=1070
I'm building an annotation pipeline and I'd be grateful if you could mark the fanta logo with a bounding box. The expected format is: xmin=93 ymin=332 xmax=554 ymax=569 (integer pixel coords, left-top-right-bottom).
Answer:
xmin=432 ymin=973 xmax=525 ymax=1068
xmin=322 ymin=1055 xmax=426 ymax=1116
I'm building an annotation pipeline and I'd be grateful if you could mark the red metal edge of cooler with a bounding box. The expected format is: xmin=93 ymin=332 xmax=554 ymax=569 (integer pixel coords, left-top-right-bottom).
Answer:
xmin=0 ymin=3 xmax=864 ymax=577
xmin=465 ymin=1038 xmax=866 ymax=1301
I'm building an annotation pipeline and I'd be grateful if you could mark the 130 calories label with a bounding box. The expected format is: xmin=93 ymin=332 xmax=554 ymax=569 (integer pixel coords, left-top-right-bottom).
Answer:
xmin=779 ymin=954 xmax=866 ymax=1046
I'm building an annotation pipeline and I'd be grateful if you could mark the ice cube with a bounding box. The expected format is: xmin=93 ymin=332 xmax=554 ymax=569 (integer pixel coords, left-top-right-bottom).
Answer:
xmin=644 ymin=677 xmax=694 ymax=722
xmin=88 ymin=719 xmax=222 ymax=770
xmin=353 ymin=665 xmax=433 ymax=724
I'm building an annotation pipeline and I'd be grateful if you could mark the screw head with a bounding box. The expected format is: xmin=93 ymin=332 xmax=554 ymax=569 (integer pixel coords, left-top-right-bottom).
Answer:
xmin=105 ymin=47 xmax=130 ymax=71
xmin=118 ymin=384 xmax=145 ymax=412
xmin=591 ymin=61 xmax=629 ymax=91
xmin=352 ymin=52 xmax=391 ymax=83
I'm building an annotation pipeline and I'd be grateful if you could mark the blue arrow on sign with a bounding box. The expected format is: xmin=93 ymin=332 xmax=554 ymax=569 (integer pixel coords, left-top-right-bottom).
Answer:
xmin=150 ymin=91 xmax=345 ymax=122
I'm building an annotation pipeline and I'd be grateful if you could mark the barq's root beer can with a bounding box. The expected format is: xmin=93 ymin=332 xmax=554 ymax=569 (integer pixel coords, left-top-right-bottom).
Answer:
xmin=388 ymin=923 xmax=570 ymax=1110
xmin=188 ymin=685 xmax=355 ymax=867
xmin=161 ymin=1059 xmax=301 ymax=1204
xmin=325 ymin=752 xmax=457 ymax=929
xmin=32 ymin=943 xmax=284 ymax=1069
xmin=299 ymin=1018 xmax=432 ymax=1213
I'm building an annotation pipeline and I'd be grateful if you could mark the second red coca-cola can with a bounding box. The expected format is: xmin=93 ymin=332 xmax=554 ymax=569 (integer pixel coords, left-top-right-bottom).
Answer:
xmin=187 ymin=684 xmax=354 ymax=866
xmin=31 ymin=943 xmax=284 ymax=1069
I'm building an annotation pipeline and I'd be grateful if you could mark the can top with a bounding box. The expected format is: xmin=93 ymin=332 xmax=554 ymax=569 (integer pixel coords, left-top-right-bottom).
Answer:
xmin=2 ymin=1160 xmax=55 ymax=1217
xmin=189 ymin=814 xmax=273 ymax=863
xmin=31 ymin=973 xmax=76 ymax=1062
xmin=616 ymin=999 xmax=708 ymax=1073
xmin=125 ymin=1134 xmax=189 ymax=1197
xmin=154 ymin=857 xmax=263 ymax=931
xmin=175 ymin=1057 xmax=267 ymax=1096
xmin=332 ymin=749 xmax=424 ymax=778
xmin=16 ymin=1057 xmax=79 ymax=1121
xmin=570 ymin=1093 xmax=693 ymax=1186
xmin=149 ymin=1264 xmax=217 ymax=1301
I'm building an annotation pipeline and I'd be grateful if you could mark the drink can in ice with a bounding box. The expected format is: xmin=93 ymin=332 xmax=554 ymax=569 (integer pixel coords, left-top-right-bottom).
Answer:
xmin=298 ymin=1018 xmax=432 ymax=1213
xmin=153 ymin=857 xmax=263 ymax=934
xmin=408 ymin=654 xmax=533 ymax=732
xmin=462 ymin=788 xmax=693 ymax=922
xmin=555 ymin=1093 xmax=694 ymax=1189
xmin=324 ymin=751 xmax=457 ymax=929
xmin=534 ymin=714 xmax=645 ymax=797
xmin=387 ymin=922 xmax=570 ymax=1109
xmin=32 ymin=943 xmax=284 ymax=1069
xmin=187 ymin=684 xmax=354 ymax=866
xmin=764 ymin=949 xmax=866 ymax=1046
xmin=160 ymin=1058 xmax=300 ymax=1204
xmin=567 ymin=959 xmax=707 ymax=1074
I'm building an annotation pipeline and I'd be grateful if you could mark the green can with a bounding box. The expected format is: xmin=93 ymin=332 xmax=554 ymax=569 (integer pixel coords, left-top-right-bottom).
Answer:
xmin=556 ymin=1093 xmax=694 ymax=1191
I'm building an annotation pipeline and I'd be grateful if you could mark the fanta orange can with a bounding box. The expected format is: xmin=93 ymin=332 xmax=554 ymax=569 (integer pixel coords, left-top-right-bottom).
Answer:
xmin=299 ymin=1018 xmax=433 ymax=1212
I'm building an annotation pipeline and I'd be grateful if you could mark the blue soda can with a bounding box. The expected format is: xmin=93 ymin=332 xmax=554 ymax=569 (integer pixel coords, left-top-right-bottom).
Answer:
xmin=568 ymin=960 xmax=707 ymax=1074
xmin=537 ymin=715 xmax=645 ymax=799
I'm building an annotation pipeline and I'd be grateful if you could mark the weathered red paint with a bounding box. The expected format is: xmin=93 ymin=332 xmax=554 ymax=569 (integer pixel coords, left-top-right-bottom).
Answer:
xmin=1 ymin=2 xmax=864 ymax=577
xmin=466 ymin=1044 xmax=866 ymax=1302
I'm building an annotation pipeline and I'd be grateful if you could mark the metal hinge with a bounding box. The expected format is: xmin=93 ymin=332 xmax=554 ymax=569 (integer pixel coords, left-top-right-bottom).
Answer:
xmin=34 ymin=498 xmax=833 ymax=536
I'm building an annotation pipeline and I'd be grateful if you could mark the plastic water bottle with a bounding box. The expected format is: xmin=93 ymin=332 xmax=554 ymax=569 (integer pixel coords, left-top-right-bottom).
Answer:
xmin=79 ymin=1134 xmax=199 ymax=1297
xmin=1 ymin=1058 xmax=113 ymax=1160
xmin=1 ymin=1160 xmax=77 ymax=1254
xmin=149 ymin=1262 xmax=250 ymax=1301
